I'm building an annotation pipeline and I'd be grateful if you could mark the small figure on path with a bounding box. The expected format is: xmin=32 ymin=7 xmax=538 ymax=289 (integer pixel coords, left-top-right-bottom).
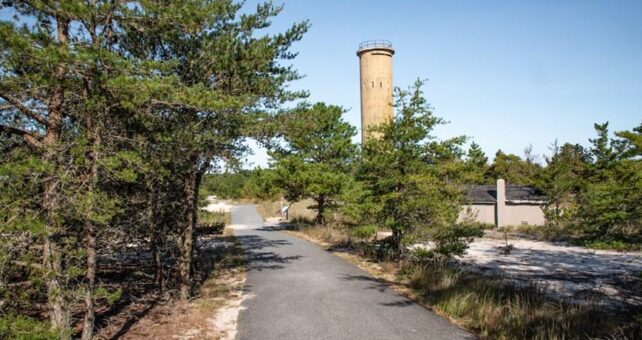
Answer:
xmin=280 ymin=204 xmax=290 ymax=221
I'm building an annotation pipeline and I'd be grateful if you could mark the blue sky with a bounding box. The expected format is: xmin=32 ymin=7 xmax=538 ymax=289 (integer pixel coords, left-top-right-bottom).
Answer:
xmin=244 ymin=0 xmax=642 ymax=167
xmin=2 ymin=2 xmax=639 ymax=168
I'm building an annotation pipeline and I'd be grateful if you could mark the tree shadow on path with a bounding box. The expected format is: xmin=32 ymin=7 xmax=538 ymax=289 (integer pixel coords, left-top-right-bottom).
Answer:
xmin=236 ymin=234 xmax=303 ymax=271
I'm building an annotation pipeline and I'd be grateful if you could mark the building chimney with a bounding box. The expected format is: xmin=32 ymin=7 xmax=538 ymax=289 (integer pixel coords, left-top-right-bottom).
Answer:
xmin=496 ymin=179 xmax=506 ymax=227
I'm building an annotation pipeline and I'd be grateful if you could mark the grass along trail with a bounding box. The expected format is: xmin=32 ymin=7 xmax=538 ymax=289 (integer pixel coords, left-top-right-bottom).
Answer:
xmin=282 ymin=222 xmax=642 ymax=339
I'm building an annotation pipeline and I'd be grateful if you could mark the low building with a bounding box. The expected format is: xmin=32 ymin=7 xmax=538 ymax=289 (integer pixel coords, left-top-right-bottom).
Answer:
xmin=458 ymin=179 xmax=547 ymax=227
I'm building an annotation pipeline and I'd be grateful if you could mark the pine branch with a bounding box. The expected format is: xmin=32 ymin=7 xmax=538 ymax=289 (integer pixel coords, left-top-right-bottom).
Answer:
xmin=0 ymin=92 xmax=49 ymax=128
xmin=0 ymin=124 xmax=43 ymax=148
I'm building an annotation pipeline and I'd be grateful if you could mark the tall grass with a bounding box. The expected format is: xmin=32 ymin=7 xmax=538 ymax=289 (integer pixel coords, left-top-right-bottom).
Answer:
xmin=198 ymin=210 xmax=231 ymax=226
xmin=401 ymin=260 xmax=641 ymax=339
xmin=197 ymin=210 xmax=231 ymax=235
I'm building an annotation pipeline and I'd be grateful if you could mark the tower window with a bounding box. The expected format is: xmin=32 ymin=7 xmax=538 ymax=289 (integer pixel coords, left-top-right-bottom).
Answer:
xmin=371 ymin=81 xmax=374 ymax=88
xmin=380 ymin=82 xmax=382 ymax=88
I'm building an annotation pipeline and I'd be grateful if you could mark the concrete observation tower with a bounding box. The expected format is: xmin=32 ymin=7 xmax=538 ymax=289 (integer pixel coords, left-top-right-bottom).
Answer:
xmin=357 ymin=40 xmax=394 ymax=142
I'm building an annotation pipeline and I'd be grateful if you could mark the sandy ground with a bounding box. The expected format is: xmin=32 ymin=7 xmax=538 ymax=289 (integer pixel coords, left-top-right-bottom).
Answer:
xmin=202 ymin=196 xmax=234 ymax=213
xmin=458 ymin=234 xmax=642 ymax=308
xmin=208 ymin=266 xmax=248 ymax=340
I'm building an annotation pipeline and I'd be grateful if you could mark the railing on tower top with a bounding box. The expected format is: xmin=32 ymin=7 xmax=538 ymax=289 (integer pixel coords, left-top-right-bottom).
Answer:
xmin=358 ymin=40 xmax=393 ymax=52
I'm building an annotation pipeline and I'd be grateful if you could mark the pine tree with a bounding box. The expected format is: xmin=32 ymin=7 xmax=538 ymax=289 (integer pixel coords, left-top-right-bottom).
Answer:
xmin=272 ymin=103 xmax=357 ymax=224
xmin=0 ymin=3 xmax=163 ymax=334
xmin=1 ymin=1 xmax=309 ymax=336
xmin=577 ymin=122 xmax=642 ymax=241
xmin=119 ymin=1 xmax=309 ymax=300
xmin=463 ymin=142 xmax=488 ymax=184
xmin=486 ymin=150 xmax=542 ymax=186
xmin=540 ymin=141 xmax=589 ymax=225
xmin=355 ymin=80 xmax=481 ymax=256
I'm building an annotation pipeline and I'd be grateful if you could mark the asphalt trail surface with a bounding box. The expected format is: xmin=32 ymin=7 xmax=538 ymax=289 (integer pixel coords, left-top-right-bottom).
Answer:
xmin=232 ymin=205 xmax=473 ymax=340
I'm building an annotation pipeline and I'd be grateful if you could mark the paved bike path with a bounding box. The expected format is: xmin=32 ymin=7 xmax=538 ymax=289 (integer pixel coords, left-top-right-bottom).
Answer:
xmin=232 ymin=205 xmax=473 ymax=340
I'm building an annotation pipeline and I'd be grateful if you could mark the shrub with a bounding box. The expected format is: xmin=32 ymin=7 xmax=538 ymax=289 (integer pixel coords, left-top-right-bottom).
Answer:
xmin=197 ymin=211 xmax=228 ymax=235
xmin=0 ymin=314 xmax=62 ymax=340
xmin=583 ymin=239 xmax=641 ymax=252
xmin=349 ymin=225 xmax=377 ymax=240
xmin=431 ymin=224 xmax=483 ymax=258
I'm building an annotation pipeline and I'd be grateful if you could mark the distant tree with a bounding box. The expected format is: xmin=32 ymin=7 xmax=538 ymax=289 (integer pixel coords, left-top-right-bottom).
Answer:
xmin=272 ymin=103 xmax=357 ymax=224
xmin=354 ymin=80 xmax=481 ymax=256
xmin=523 ymin=144 xmax=538 ymax=164
xmin=200 ymin=169 xmax=282 ymax=201
xmin=485 ymin=150 xmax=542 ymax=186
xmin=576 ymin=123 xmax=642 ymax=241
xmin=463 ymin=142 xmax=488 ymax=184
xmin=201 ymin=172 xmax=252 ymax=200
xmin=241 ymin=168 xmax=283 ymax=201
xmin=467 ymin=142 xmax=488 ymax=168
xmin=540 ymin=141 xmax=589 ymax=225
xmin=589 ymin=122 xmax=620 ymax=172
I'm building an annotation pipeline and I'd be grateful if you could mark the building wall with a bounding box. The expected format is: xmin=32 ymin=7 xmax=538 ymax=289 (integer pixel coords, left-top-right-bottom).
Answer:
xmin=457 ymin=203 xmax=545 ymax=227
xmin=458 ymin=178 xmax=547 ymax=227
xmin=458 ymin=204 xmax=496 ymax=225
xmin=503 ymin=204 xmax=546 ymax=226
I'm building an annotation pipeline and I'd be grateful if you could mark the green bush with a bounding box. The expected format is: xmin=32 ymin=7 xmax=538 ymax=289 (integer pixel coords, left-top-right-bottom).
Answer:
xmin=431 ymin=224 xmax=484 ymax=258
xmin=583 ymin=239 xmax=641 ymax=252
xmin=349 ymin=225 xmax=377 ymax=240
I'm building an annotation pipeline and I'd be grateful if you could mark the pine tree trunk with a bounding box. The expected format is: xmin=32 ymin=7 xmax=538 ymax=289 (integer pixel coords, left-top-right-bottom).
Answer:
xmin=81 ymin=220 xmax=96 ymax=340
xmin=42 ymin=131 xmax=67 ymax=331
xmin=147 ymin=185 xmax=165 ymax=293
xmin=42 ymin=15 xmax=70 ymax=333
xmin=42 ymin=129 xmax=68 ymax=330
xmin=315 ymin=195 xmax=326 ymax=225
xmin=42 ymin=235 xmax=68 ymax=331
xmin=81 ymin=120 xmax=100 ymax=340
xmin=152 ymin=230 xmax=165 ymax=293
xmin=179 ymin=160 xmax=200 ymax=300
xmin=391 ymin=229 xmax=402 ymax=256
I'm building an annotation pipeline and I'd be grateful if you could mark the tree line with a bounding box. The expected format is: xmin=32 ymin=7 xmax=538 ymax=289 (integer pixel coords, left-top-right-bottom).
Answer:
xmin=208 ymin=86 xmax=641 ymax=252
xmin=0 ymin=1 xmax=307 ymax=338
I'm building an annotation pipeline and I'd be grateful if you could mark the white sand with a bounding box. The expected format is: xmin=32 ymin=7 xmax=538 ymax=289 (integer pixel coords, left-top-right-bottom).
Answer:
xmin=210 ymin=292 xmax=252 ymax=340
xmin=202 ymin=196 xmax=234 ymax=213
xmin=459 ymin=236 xmax=642 ymax=307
